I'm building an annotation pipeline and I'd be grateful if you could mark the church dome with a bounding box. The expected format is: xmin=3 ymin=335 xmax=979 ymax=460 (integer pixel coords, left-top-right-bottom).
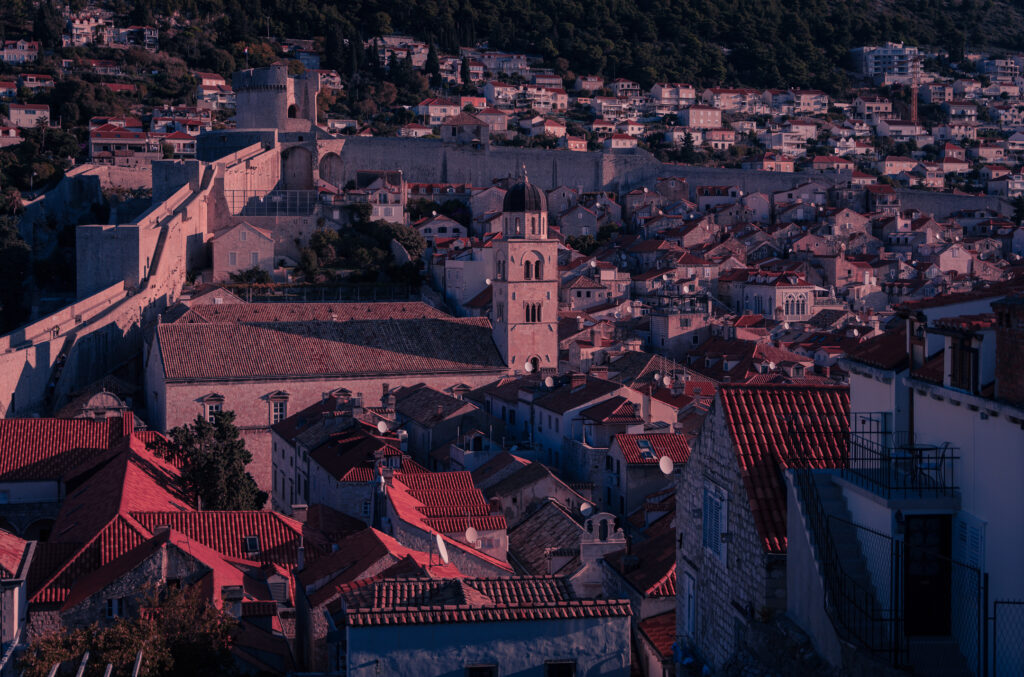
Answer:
xmin=503 ymin=179 xmax=546 ymax=213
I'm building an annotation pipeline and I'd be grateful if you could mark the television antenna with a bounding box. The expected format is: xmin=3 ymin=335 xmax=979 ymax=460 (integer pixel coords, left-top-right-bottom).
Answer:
xmin=435 ymin=533 xmax=449 ymax=564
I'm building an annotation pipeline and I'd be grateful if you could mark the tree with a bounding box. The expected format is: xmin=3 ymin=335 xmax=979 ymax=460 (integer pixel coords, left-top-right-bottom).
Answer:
xmin=1013 ymin=195 xmax=1024 ymax=224
xmin=228 ymin=267 xmax=272 ymax=284
xmin=19 ymin=585 xmax=238 ymax=677
xmin=681 ymin=132 xmax=697 ymax=163
xmin=0 ymin=216 xmax=31 ymax=332
xmin=149 ymin=411 xmax=266 ymax=511
xmin=425 ymin=44 xmax=441 ymax=88
xmin=460 ymin=58 xmax=471 ymax=86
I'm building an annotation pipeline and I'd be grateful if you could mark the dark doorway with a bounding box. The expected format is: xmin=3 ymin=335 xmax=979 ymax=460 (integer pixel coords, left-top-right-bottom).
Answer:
xmin=904 ymin=514 xmax=952 ymax=635
xmin=287 ymin=104 xmax=297 ymax=118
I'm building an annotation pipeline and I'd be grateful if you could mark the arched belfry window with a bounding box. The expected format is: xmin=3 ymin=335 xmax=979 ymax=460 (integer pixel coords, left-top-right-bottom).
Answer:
xmin=534 ymin=260 xmax=542 ymax=280
xmin=524 ymin=261 xmax=532 ymax=280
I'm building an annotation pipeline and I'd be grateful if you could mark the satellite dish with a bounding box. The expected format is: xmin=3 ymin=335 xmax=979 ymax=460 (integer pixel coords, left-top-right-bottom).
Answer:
xmin=465 ymin=526 xmax=479 ymax=544
xmin=659 ymin=455 xmax=674 ymax=476
xmin=377 ymin=420 xmax=388 ymax=434
xmin=590 ymin=259 xmax=597 ymax=268
xmin=485 ymin=278 xmax=492 ymax=286
xmin=653 ymin=372 xmax=661 ymax=382
xmin=580 ymin=502 xmax=594 ymax=517
xmin=436 ymin=533 xmax=449 ymax=564
xmin=524 ymin=361 xmax=535 ymax=372
xmin=663 ymin=375 xmax=672 ymax=387
xmin=544 ymin=375 xmax=555 ymax=388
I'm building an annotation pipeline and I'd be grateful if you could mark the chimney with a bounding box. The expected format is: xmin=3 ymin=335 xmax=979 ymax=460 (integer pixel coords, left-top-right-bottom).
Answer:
xmin=671 ymin=377 xmax=684 ymax=397
xmin=297 ymin=545 xmax=306 ymax=571
xmin=381 ymin=383 xmax=390 ymax=407
xmin=154 ymin=524 xmax=170 ymax=536
xmin=291 ymin=504 xmax=308 ymax=523
xmin=570 ymin=373 xmax=587 ymax=389
xmin=576 ymin=315 xmax=585 ymax=331
xmin=590 ymin=365 xmax=609 ymax=379
xmin=221 ymin=585 xmax=244 ymax=617
xmin=994 ymin=296 xmax=1024 ymax=407
xmin=352 ymin=394 xmax=364 ymax=419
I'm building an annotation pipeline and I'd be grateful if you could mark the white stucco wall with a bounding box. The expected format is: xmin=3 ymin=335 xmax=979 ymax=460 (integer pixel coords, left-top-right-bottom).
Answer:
xmin=343 ymin=616 xmax=631 ymax=676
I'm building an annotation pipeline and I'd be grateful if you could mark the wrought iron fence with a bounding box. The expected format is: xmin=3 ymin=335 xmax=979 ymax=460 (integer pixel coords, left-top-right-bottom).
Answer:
xmin=223 ymin=189 xmax=318 ymax=215
xmin=992 ymin=600 xmax=1024 ymax=677
xmin=223 ymin=283 xmax=416 ymax=303
xmin=846 ymin=412 xmax=958 ymax=498
xmin=794 ymin=470 xmax=909 ymax=668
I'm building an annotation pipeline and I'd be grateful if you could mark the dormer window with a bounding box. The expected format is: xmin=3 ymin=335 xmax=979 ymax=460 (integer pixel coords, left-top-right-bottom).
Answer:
xmin=243 ymin=535 xmax=260 ymax=555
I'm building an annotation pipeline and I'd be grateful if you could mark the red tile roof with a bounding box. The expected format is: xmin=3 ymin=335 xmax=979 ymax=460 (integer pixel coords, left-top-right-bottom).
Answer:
xmin=638 ymin=610 xmax=676 ymax=659
xmin=333 ymin=576 xmax=630 ymax=626
xmin=720 ymin=384 xmax=848 ymax=553
xmin=844 ymin=327 xmax=908 ymax=371
xmin=130 ymin=511 xmax=307 ymax=566
xmin=613 ymin=434 xmax=690 ymax=465
xmin=0 ymin=415 xmax=132 ymax=481
xmin=0 ymin=529 xmax=28 ymax=577
xmin=580 ymin=397 xmax=642 ymax=425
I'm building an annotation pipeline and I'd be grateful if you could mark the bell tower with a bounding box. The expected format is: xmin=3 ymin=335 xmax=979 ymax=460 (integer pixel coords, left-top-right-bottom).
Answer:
xmin=490 ymin=170 xmax=558 ymax=374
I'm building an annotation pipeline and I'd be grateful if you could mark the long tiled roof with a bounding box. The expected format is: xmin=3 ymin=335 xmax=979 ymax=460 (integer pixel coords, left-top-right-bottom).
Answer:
xmin=844 ymin=327 xmax=908 ymax=371
xmin=720 ymin=384 xmax=849 ymax=554
xmin=334 ymin=576 xmax=630 ymax=626
xmin=0 ymin=415 xmax=132 ymax=481
xmin=131 ymin=511 xmax=307 ymax=566
xmin=157 ymin=316 xmax=505 ymax=380
xmin=580 ymin=397 xmax=642 ymax=425
xmin=176 ymin=301 xmax=451 ymax=324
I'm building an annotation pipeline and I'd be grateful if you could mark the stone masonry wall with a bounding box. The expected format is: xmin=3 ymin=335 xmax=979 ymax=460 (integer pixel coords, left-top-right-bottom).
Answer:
xmin=675 ymin=395 xmax=772 ymax=670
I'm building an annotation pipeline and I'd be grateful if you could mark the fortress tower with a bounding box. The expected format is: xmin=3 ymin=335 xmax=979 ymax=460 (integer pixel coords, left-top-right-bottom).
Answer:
xmin=490 ymin=173 xmax=559 ymax=374
xmin=232 ymin=63 xmax=320 ymax=131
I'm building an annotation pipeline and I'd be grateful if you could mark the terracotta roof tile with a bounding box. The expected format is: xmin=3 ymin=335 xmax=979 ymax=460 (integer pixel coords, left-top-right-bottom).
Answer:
xmin=158 ymin=316 xmax=505 ymax=381
xmin=613 ymin=434 xmax=690 ymax=465
xmin=333 ymin=576 xmax=629 ymax=626
xmin=0 ymin=415 xmax=132 ymax=481
xmin=638 ymin=610 xmax=676 ymax=659
xmin=720 ymin=384 xmax=849 ymax=553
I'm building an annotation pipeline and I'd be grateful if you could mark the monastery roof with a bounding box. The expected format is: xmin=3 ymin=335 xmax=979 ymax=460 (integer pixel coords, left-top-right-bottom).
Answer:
xmin=157 ymin=314 xmax=504 ymax=381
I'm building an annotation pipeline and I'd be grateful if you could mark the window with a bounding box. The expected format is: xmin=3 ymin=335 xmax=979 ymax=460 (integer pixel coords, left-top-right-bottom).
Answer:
xmin=524 ymin=261 xmax=532 ymax=279
xmin=465 ymin=667 xmax=498 ymax=677
xmin=106 ymin=598 xmax=124 ymax=618
xmin=545 ymin=661 xmax=576 ymax=677
xmin=228 ymin=251 xmax=237 ymax=266
xmin=250 ymin=252 xmax=258 ymax=266
xmin=508 ymin=410 xmax=516 ymax=425
xmin=683 ymin=572 xmax=696 ymax=637
xmin=206 ymin=402 xmax=222 ymax=422
xmin=243 ymin=535 xmax=260 ymax=555
xmin=240 ymin=230 xmax=247 ymax=242
xmin=702 ymin=484 xmax=727 ymax=563
xmin=361 ymin=500 xmax=371 ymax=517
xmin=271 ymin=400 xmax=287 ymax=424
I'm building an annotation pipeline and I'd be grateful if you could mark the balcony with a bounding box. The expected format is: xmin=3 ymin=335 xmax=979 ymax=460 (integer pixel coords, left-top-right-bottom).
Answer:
xmin=846 ymin=414 xmax=959 ymax=500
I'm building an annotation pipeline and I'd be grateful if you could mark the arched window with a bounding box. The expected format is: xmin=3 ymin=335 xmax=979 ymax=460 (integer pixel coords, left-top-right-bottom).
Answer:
xmin=523 ymin=261 xmax=532 ymax=280
xmin=533 ymin=260 xmax=542 ymax=280
xmin=287 ymin=104 xmax=297 ymax=118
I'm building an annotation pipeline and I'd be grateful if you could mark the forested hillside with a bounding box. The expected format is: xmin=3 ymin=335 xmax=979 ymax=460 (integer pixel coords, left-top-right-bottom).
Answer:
xmin=4 ymin=0 xmax=1024 ymax=91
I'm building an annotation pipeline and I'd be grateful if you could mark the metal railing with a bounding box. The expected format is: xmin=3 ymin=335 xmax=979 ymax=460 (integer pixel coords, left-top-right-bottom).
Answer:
xmin=224 ymin=189 xmax=318 ymax=215
xmin=794 ymin=469 xmax=909 ymax=668
xmin=846 ymin=413 xmax=959 ymax=498
xmin=992 ymin=600 xmax=1024 ymax=677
